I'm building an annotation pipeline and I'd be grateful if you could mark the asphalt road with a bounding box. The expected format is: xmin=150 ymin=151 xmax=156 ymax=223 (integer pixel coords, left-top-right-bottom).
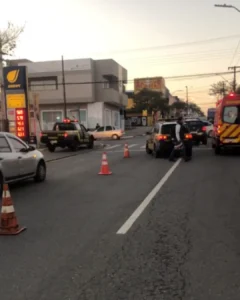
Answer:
xmin=0 ymin=136 xmax=240 ymax=300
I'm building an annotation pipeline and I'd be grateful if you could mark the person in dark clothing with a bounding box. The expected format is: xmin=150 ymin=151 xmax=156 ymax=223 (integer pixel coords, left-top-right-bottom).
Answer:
xmin=95 ymin=123 xmax=100 ymax=130
xmin=169 ymin=116 xmax=191 ymax=162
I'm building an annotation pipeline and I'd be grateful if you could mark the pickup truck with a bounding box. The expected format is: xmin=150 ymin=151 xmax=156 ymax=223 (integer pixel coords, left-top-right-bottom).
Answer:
xmin=40 ymin=119 xmax=94 ymax=152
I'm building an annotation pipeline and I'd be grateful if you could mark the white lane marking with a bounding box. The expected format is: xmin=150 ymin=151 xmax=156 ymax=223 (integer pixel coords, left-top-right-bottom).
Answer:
xmin=122 ymin=136 xmax=134 ymax=139
xmin=105 ymin=144 xmax=121 ymax=150
xmin=140 ymin=145 xmax=146 ymax=149
xmin=116 ymin=159 xmax=182 ymax=235
xmin=128 ymin=144 xmax=138 ymax=148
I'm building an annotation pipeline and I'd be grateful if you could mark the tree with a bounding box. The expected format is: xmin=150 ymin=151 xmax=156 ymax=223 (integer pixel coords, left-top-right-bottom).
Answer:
xmin=170 ymin=101 xmax=204 ymax=116
xmin=209 ymin=80 xmax=234 ymax=98
xmin=188 ymin=102 xmax=204 ymax=116
xmin=0 ymin=22 xmax=24 ymax=58
xmin=130 ymin=88 xmax=169 ymax=115
xmin=170 ymin=101 xmax=186 ymax=111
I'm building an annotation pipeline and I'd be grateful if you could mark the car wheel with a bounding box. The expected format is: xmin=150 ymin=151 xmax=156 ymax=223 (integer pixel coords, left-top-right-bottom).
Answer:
xmin=34 ymin=161 xmax=46 ymax=182
xmin=153 ymin=145 xmax=160 ymax=158
xmin=48 ymin=144 xmax=55 ymax=152
xmin=208 ymin=130 xmax=213 ymax=137
xmin=0 ymin=172 xmax=3 ymax=196
xmin=214 ymin=146 xmax=221 ymax=155
xmin=202 ymin=139 xmax=208 ymax=145
xmin=70 ymin=140 xmax=78 ymax=151
xmin=112 ymin=134 xmax=119 ymax=140
xmin=146 ymin=143 xmax=152 ymax=154
xmin=87 ymin=136 xmax=94 ymax=149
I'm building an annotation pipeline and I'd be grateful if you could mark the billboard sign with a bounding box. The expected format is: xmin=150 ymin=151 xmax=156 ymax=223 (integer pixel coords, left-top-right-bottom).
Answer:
xmin=3 ymin=66 xmax=30 ymax=142
xmin=134 ymin=77 xmax=166 ymax=94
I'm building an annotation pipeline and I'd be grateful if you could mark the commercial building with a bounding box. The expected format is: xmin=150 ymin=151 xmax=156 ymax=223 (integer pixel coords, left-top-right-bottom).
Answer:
xmin=9 ymin=58 xmax=128 ymax=130
xmin=125 ymin=77 xmax=170 ymax=126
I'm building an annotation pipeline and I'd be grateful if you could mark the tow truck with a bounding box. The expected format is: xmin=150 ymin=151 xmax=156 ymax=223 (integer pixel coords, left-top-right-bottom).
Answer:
xmin=40 ymin=118 xmax=94 ymax=152
xmin=212 ymin=92 xmax=240 ymax=154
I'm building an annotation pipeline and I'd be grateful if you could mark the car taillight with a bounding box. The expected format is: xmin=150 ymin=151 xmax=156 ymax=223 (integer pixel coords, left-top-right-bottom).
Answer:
xmin=157 ymin=134 xmax=167 ymax=141
xmin=202 ymin=126 xmax=207 ymax=131
xmin=64 ymin=133 xmax=68 ymax=138
xmin=185 ymin=134 xmax=192 ymax=139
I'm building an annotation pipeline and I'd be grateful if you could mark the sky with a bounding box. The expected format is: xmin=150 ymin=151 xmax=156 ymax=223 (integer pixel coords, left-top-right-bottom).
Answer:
xmin=1 ymin=0 xmax=240 ymax=113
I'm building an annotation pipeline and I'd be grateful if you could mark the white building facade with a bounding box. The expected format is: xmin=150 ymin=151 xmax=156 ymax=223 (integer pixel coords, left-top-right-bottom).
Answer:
xmin=11 ymin=58 xmax=128 ymax=131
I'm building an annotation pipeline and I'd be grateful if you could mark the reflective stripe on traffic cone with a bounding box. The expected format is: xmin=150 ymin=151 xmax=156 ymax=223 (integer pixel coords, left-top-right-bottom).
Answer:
xmin=124 ymin=143 xmax=130 ymax=158
xmin=98 ymin=152 xmax=112 ymax=175
xmin=0 ymin=184 xmax=26 ymax=235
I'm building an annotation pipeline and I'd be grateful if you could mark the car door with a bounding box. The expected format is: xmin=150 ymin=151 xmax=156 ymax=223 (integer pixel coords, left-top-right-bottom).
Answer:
xmin=8 ymin=136 xmax=35 ymax=177
xmin=94 ymin=126 xmax=105 ymax=139
xmin=105 ymin=126 xmax=114 ymax=138
xmin=80 ymin=124 xmax=89 ymax=143
xmin=0 ymin=135 xmax=21 ymax=181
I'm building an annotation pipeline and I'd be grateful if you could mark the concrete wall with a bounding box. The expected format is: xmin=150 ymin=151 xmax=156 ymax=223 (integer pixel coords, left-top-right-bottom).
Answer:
xmin=18 ymin=59 xmax=95 ymax=104
xmin=94 ymin=59 xmax=127 ymax=106
xmin=87 ymin=102 xmax=104 ymax=129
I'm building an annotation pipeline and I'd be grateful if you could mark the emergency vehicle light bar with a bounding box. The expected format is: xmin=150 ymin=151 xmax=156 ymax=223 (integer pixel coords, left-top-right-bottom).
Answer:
xmin=63 ymin=118 xmax=79 ymax=123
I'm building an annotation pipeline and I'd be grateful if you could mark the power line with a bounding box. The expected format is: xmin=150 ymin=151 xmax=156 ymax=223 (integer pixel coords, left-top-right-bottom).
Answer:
xmin=229 ymin=38 xmax=240 ymax=66
xmin=24 ymin=70 xmax=238 ymax=89
xmin=122 ymin=48 xmax=234 ymax=62
xmin=96 ymin=34 xmax=240 ymax=55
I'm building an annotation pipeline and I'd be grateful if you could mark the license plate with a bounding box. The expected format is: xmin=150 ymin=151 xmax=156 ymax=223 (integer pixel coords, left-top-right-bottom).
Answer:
xmin=50 ymin=141 xmax=57 ymax=144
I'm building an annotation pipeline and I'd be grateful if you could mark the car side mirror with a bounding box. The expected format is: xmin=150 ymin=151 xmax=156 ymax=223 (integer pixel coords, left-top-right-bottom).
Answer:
xmin=28 ymin=146 xmax=36 ymax=151
xmin=19 ymin=148 xmax=28 ymax=153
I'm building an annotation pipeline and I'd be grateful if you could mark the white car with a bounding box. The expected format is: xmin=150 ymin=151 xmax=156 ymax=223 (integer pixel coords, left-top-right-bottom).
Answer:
xmin=202 ymin=120 xmax=214 ymax=137
xmin=0 ymin=132 xmax=47 ymax=193
xmin=90 ymin=126 xmax=124 ymax=140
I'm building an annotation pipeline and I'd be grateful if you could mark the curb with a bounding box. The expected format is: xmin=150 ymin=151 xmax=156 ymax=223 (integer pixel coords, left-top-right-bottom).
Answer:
xmin=45 ymin=144 xmax=105 ymax=162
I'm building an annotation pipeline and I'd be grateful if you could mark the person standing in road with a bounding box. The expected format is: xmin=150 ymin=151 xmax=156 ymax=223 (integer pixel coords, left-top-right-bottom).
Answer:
xmin=169 ymin=116 xmax=191 ymax=162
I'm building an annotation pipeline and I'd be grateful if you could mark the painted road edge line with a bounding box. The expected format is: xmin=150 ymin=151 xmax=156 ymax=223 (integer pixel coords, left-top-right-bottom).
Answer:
xmin=116 ymin=158 xmax=182 ymax=235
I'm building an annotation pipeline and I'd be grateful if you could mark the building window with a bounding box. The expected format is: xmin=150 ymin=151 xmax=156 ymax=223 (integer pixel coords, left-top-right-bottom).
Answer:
xmin=29 ymin=76 xmax=58 ymax=91
xmin=41 ymin=111 xmax=63 ymax=130
xmin=103 ymin=81 xmax=109 ymax=89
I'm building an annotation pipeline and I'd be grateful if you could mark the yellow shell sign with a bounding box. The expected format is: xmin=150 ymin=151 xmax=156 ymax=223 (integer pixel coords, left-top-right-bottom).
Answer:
xmin=6 ymin=94 xmax=26 ymax=109
xmin=7 ymin=70 xmax=20 ymax=83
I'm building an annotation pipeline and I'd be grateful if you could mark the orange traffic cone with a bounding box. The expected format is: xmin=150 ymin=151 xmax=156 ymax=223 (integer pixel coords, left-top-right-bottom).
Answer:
xmin=124 ymin=143 xmax=130 ymax=158
xmin=0 ymin=184 xmax=26 ymax=235
xmin=98 ymin=152 xmax=112 ymax=175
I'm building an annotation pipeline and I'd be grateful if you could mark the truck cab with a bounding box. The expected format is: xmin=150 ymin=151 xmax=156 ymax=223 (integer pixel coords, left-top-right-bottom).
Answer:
xmin=40 ymin=118 xmax=94 ymax=152
xmin=212 ymin=93 xmax=240 ymax=154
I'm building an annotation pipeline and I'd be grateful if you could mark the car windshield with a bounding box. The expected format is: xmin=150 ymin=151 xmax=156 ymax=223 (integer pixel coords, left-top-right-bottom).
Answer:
xmin=223 ymin=105 xmax=240 ymax=124
xmin=185 ymin=121 xmax=202 ymax=131
xmin=161 ymin=124 xmax=176 ymax=135
xmin=54 ymin=123 xmax=76 ymax=130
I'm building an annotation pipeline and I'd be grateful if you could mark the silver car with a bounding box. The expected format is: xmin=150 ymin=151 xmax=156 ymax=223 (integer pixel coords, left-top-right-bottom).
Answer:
xmin=0 ymin=132 xmax=46 ymax=192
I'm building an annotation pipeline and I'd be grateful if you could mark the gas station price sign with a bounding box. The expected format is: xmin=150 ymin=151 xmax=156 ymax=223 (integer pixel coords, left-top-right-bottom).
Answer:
xmin=15 ymin=108 xmax=27 ymax=138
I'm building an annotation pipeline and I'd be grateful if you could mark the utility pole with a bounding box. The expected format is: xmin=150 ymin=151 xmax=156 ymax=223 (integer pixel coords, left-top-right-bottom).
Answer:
xmin=228 ymin=66 xmax=240 ymax=92
xmin=222 ymin=81 xmax=226 ymax=97
xmin=61 ymin=55 xmax=67 ymax=118
xmin=185 ymin=86 xmax=189 ymax=115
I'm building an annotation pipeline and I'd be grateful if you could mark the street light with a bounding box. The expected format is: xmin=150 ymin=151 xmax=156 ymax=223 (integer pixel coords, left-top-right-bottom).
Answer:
xmin=214 ymin=4 xmax=240 ymax=13
xmin=171 ymin=89 xmax=183 ymax=95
